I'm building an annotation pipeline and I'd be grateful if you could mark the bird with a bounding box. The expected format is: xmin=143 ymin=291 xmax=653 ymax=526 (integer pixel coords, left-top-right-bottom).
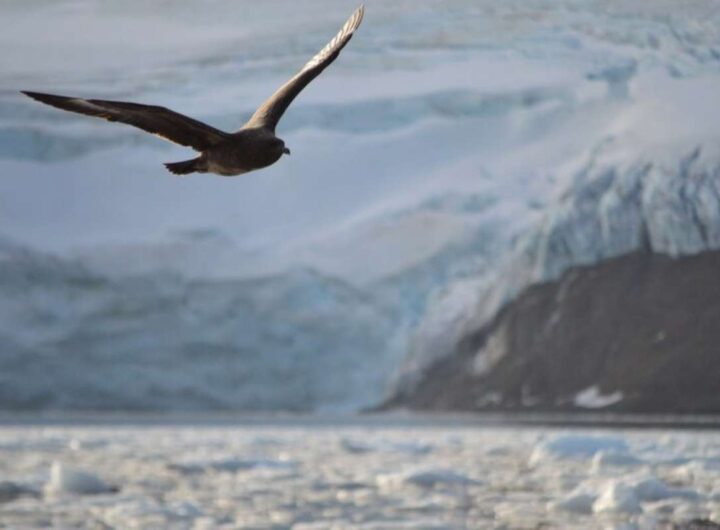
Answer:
xmin=22 ymin=6 xmax=364 ymax=176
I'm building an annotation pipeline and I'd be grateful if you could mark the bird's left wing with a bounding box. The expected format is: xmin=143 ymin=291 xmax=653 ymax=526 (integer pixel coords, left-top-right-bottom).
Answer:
xmin=245 ymin=5 xmax=364 ymax=132
xmin=22 ymin=91 xmax=230 ymax=151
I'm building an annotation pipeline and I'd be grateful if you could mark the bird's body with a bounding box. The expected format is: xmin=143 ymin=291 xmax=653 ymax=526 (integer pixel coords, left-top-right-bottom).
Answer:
xmin=169 ymin=128 xmax=289 ymax=176
xmin=22 ymin=6 xmax=364 ymax=177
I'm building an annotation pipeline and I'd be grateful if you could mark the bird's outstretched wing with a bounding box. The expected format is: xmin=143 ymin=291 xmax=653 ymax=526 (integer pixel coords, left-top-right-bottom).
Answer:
xmin=246 ymin=5 xmax=364 ymax=132
xmin=22 ymin=91 xmax=230 ymax=151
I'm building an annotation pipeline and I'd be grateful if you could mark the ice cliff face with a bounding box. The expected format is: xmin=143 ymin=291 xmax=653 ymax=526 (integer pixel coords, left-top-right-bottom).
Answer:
xmin=0 ymin=236 xmax=401 ymax=411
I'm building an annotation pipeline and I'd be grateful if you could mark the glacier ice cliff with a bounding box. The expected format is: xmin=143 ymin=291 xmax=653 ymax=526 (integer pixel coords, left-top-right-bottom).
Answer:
xmin=0 ymin=236 xmax=402 ymax=411
xmin=2 ymin=0 xmax=720 ymax=411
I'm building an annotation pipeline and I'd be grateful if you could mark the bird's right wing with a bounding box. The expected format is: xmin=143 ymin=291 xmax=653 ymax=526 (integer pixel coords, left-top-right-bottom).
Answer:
xmin=245 ymin=5 xmax=364 ymax=132
xmin=22 ymin=91 xmax=230 ymax=151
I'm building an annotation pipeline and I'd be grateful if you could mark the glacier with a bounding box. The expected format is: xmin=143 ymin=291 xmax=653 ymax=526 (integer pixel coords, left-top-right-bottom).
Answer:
xmin=0 ymin=234 xmax=402 ymax=411
xmin=1 ymin=0 xmax=720 ymax=410
xmin=396 ymin=75 xmax=720 ymax=395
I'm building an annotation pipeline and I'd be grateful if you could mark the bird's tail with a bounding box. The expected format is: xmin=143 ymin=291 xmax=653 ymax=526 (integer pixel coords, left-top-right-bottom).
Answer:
xmin=164 ymin=157 xmax=202 ymax=175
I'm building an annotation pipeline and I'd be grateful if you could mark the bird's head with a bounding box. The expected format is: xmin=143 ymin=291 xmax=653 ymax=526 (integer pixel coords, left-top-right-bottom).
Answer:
xmin=272 ymin=137 xmax=291 ymax=156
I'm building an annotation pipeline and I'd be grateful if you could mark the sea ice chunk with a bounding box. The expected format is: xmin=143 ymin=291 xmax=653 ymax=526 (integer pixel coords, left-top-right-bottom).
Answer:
xmin=377 ymin=468 xmax=480 ymax=489
xmin=631 ymin=477 xmax=701 ymax=502
xmin=44 ymin=461 xmax=117 ymax=495
xmin=591 ymin=450 xmax=644 ymax=472
xmin=548 ymin=488 xmax=597 ymax=514
xmin=0 ymin=480 xmax=37 ymax=503
xmin=593 ymin=481 xmax=642 ymax=514
xmin=530 ymin=435 xmax=629 ymax=465
xmin=168 ymin=456 xmax=297 ymax=475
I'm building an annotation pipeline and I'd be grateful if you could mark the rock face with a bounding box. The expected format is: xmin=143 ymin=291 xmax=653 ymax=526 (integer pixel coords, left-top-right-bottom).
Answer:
xmin=386 ymin=249 xmax=720 ymax=413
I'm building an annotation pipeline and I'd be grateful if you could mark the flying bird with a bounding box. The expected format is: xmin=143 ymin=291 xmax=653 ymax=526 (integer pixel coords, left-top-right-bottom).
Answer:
xmin=22 ymin=6 xmax=364 ymax=176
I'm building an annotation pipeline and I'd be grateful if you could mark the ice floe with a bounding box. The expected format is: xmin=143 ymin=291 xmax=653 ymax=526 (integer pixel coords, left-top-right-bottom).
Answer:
xmin=0 ymin=422 xmax=717 ymax=529
xmin=593 ymin=482 xmax=643 ymax=515
xmin=44 ymin=461 xmax=117 ymax=496
xmin=529 ymin=434 xmax=629 ymax=465
xmin=377 ymin=468 xmax=481 ymax=489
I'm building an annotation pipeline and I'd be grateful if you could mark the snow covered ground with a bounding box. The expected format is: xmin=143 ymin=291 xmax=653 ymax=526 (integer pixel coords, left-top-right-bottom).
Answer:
xmin=2 ymin=0 xmax=720 ymax=411
xmin=0 ymin=417 xmax=719 ymax=529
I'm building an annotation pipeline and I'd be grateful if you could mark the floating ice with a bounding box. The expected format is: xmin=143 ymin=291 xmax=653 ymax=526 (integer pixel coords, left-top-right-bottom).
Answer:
xmin=593 ymin=481 xmax=642 ymax=515
xmin=340 ymin=438 xmax=433 ymax=455
xmin=0 ymin=423 xmax=716 ymax=529
xmin=631 ymin=477 xmax=702 ymax=502
xmin=168 ymin=456 xmax=297 ymax=475
xmin=548 ymin=488 xmax=597 ymax=515
xmin=44 ymin=461 xmax=117 ymax=496
xmin=98 ymin=498 xmax=204 ymax=527
xmin=377 ymin=467 xmax=480 ymax=489
xmin=340 ymin=438 xmax=374 ymax=454
xmin=591 ymin=451 xmax=644 ymax=472
xmin=670 ymin=458 xmax=720 ymax=482
xmin=0 ymin=481 xmax=37 ymax=503
xmin=530 ymin=435 xmax=629 ymax=465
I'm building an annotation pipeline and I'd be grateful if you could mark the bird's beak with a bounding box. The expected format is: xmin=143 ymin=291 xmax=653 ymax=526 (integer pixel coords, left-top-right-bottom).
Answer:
xmin=283 ymin=147 xmax=291 ymax=155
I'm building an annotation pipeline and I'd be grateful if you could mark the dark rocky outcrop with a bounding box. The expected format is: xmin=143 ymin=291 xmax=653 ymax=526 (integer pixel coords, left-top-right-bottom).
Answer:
xmin=385 ymin=250 xmax=720 ymax=414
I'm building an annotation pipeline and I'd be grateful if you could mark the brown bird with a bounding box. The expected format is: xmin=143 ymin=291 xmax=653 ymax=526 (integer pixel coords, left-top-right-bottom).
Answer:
xmin=22 ymin=6 xmax=364 ymax=176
